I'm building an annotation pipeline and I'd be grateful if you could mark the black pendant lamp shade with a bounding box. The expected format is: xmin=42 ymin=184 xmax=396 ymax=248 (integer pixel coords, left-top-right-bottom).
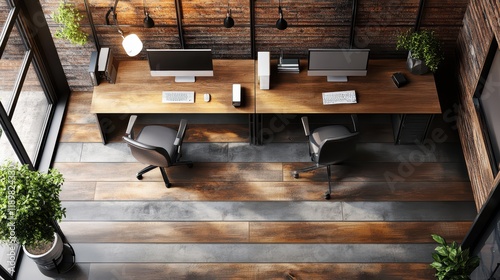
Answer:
xmin=224 ymin=1 xmax=234 ymax=28
xmin=276 ymin=1 xmax=287 ymax=30
xmin=224 ymin=9 xmax=235 ymax=28
xmin=144 ymin=11 xmax=154 ymax=28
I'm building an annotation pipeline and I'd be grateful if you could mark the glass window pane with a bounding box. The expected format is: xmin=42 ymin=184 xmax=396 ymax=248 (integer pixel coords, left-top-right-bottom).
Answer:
xmin=0 ymin=123 xmax=19 ymax=163
xmin=0 ymin=24 xmax=26 ymax=112
xmin=0 ymin=1 xmax=10 ymax=32
xmin=11 ymin=62 xmax=49 ymax=163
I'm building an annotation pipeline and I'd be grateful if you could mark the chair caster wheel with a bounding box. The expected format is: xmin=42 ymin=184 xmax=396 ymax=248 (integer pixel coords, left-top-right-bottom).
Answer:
xmin=292 ymin=172 xmax=299 ymax=179
xmin=166 ymin=183 xmax=172 ymax=188
xmin=136 ymin=174 xmax=143 ymax=180
xmin=324 ymin=193 xmax=331 ymax=200
xmin=188 ymin=163 xmax=193 ymax=168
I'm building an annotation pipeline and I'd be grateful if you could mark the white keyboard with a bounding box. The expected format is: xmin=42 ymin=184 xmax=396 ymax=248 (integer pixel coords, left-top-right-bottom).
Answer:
xmin=322 ymin=90 xmax=357 ymax=105
xmin=162 ymin=91 xmax=195 ymax=103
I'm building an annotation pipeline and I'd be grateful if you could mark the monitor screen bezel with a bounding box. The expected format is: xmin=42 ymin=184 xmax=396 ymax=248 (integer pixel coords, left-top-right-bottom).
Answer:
xmin=146 ymin=49 xmax=214 ymax=81
xmin=307 ymin=48 xmax=370 ymax=81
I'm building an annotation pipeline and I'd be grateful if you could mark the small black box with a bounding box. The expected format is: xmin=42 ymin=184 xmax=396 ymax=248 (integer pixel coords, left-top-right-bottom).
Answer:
xmin=392 ymin=72 xmax=408 ymax=88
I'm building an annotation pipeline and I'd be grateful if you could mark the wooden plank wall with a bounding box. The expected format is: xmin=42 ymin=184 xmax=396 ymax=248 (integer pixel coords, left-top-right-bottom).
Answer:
xmin=37 ymin=0 xmax=468 ymax=91
xmin=455 ymin=0 xmax=500 ymax=209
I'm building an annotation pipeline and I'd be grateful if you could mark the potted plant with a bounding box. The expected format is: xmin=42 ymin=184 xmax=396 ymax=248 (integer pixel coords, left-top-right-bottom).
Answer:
xmin=0 ymin=161 xmax=66 ymax=270
xmin=52 ymin=1 xmax=88 ymax=45
xmin=430 ymin=234 xmax=480 ymax=280
xmin=396 ymin=28 xmax=443 ymax=74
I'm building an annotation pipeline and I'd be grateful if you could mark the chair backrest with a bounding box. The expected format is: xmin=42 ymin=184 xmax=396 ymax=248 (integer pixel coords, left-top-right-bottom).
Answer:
xmin=123 ymin=136 xmax=173 ymax=167
xmin=316 ymin=132 xmax=359 ymax=165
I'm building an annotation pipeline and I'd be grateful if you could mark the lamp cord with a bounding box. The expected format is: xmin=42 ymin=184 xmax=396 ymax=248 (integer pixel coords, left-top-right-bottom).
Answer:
xmin=110 ymin=0 xmax=124 ymax=37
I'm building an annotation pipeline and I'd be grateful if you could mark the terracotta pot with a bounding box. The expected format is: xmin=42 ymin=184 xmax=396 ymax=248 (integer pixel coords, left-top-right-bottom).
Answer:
xmin=23 ymin=232 xmax=64 ymax=270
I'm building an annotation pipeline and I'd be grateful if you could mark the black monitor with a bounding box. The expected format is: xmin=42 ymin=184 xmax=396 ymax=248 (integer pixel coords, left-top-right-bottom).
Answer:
xmin=307 ymin=49 xmax=370 ymax=82
xmin=147 ymin=49 xmax=214 ymax=82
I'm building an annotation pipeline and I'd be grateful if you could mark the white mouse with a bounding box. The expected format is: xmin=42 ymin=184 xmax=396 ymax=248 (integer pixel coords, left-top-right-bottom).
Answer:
xmin=204 ymin=93 xmax=211 ymax=102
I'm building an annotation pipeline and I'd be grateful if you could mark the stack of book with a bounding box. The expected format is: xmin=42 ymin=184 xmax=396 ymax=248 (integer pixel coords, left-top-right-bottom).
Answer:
xmin=277 ymin=58 xmax=300 ymax=73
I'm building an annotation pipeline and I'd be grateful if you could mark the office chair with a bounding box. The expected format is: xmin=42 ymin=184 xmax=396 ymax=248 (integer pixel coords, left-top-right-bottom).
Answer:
xmin=292 ymin=115 xmax=359 ymax=199
xmin=123 ymin=115 xmax=193 ymax=188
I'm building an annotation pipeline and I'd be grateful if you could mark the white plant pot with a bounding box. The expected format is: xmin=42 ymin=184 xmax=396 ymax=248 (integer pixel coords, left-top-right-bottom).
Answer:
xmin=23 ymin=232 xmax=64 ymax=270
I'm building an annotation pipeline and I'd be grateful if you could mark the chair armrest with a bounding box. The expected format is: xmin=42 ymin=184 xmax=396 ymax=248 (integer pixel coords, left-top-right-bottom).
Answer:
xmin=174 ymin=119 xmax=188 ymax=146
xmin=125 ymin=115 xmax=138 ymax=138
xmin=301 ymin=116 xmax=311 ymax=137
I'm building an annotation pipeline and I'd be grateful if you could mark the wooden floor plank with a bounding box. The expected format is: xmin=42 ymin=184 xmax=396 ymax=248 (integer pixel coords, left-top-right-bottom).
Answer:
xmin=59 ymin=123 xmax=102 ymax=143
xmin=54 ymin=162 xmax=283 ymax=182
xmin=60 ymin=221 xmax=249 ymax=243
xmin=249 ymin=221 xmax=472 ymax=243
xmin=60 ymin=181 xmax=96 ymax=201
xmin=59 ymin=221 xmax=470 ymax=244
xmin=90 ymin=181 xmax=474 ymax=201
xmin=88 ymin=263 xmax=435 ymax=280
xmin=65 ymin=91 xmax=95 ymax=124
xmin=284 ymin=162 xmax=470 ymax=182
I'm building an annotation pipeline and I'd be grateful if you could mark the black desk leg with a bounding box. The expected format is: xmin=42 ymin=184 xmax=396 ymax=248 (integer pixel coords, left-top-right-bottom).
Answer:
xmin=95 ymin=114 xmax=108 ymax=145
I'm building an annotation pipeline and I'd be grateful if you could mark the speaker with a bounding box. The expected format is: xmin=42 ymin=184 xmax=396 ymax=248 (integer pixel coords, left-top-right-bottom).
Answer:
xmin=98 ymin=47 xmax=118 ymax=84
xmin=258 ymin=51 xmax=270 ymax=90
xmin=232 ymin=84 xmax=241 ymax=107
xmin=392 ymin=72 xmax=408 ymax=88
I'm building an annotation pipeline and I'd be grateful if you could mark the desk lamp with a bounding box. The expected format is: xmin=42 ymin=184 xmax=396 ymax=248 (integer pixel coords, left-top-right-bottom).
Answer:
xmin=106 ymin=0 xmax=143 ymax=56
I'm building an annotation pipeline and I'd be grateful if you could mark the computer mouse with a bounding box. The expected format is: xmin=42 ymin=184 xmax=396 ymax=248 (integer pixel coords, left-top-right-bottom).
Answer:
xmin=204 ymin=93 xmax=211 ymax=102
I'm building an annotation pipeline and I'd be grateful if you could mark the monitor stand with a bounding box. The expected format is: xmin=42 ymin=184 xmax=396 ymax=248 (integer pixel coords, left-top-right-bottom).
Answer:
xmin=327 ymin=76 xmax=348 ymax=82
xmin=175 ymin=76 xmax=196 ymax=83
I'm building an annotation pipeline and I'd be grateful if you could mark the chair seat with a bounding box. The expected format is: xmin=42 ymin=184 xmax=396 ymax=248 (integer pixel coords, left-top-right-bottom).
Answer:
xmin=310 ymin=125 xmax=353 ymax=154
xmin=137 ymin=125 xmax=178 ymax=159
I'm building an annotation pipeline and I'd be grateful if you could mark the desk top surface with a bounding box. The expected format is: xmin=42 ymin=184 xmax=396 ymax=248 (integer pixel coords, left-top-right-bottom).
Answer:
xmin=256 ymin=59 xmax=441 ymax=114
xmin=91 ymin=59 xmax=441 ymax=115
xmin=91 ymin=60 xmax=255 ymax=114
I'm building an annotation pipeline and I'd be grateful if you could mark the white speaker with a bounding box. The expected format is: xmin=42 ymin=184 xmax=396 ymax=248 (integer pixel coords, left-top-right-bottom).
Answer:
xmin=232 ymin=84 xmax=241 ymax=107
xmin=258 ymin=51 xmax=270 ymax=90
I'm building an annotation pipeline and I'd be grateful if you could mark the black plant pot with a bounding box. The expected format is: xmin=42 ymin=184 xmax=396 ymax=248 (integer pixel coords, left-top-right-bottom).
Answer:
xmin=406 ymin=52 xmax=429 ymax=75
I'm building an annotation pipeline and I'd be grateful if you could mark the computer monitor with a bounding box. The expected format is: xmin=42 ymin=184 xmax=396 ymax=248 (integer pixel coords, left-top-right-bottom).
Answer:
xmin=147 ymin=49 xmax=214 ymax=82
xmin=307 ymin=49 xmax=370 ymax=82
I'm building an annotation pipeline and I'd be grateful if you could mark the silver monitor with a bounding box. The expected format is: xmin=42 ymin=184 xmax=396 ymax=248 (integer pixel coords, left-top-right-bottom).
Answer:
xmin=307 ymin=49 xmax=370 ymax=82
xmin=147 ymin=49 xmax=214 ymax=83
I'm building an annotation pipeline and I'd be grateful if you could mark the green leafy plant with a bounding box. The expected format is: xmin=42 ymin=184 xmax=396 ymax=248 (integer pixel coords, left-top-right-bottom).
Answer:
xmin=52 ymin=1 xmax=88 ymax=45
xmin=396 ymin=29 xmax=443 ymax=72
xmin=430 ymin=234 xmax=480 ymax=280
xmin=0 ymin=161 xmax=66 ymax=253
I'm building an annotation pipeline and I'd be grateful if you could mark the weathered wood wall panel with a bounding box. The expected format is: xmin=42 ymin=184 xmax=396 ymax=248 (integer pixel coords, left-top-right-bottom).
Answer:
xmin=455 ymin=0 xmax=499 ymax=209
xmin=38 ymin=0 xmax=468 ymax=92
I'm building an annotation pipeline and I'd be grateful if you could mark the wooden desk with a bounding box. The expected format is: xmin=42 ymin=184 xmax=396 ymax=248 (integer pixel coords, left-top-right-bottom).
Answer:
xmin=255 ymin=59 xmax=441 ymax=144
xmin=255 ymin=59 xmax=441 ymax=114
xmin=91 ymin=59 xmax=441 ymax=145
xmin=91 ymin=60 xmax=255 ymax=143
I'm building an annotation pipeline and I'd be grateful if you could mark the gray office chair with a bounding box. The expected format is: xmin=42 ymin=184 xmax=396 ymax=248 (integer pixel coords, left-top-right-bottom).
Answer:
xmin=123 ymin=115 xmax=193 ymax=188
xmin=293 ymin=115 xmax=359 ymax=199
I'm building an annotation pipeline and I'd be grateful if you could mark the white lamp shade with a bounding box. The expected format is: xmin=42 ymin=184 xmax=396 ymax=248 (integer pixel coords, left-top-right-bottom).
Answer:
xmin=122 ymin=34 xmax=143 ymax=56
